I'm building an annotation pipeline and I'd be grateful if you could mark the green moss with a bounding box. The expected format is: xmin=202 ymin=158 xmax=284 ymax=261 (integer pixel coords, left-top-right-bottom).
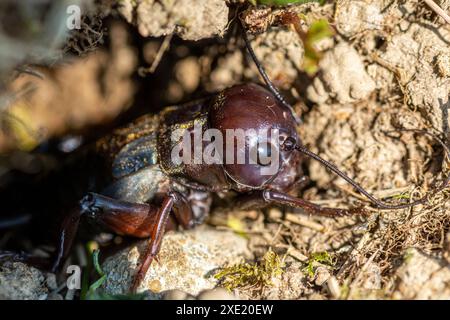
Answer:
xmin=302 ymin=251 xmax=335 ymax=277
xmin=403 ymin=248 xmax=415 ymax=264
xmin=248 ymin=0 xmax=326 ymax=6
xmin=214 ymin=249 xmax=284 ymax=291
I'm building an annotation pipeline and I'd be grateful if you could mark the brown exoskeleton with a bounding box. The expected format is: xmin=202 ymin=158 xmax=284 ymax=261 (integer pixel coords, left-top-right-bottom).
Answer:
xmin=3 ymin=24 xmax=449 ymax=294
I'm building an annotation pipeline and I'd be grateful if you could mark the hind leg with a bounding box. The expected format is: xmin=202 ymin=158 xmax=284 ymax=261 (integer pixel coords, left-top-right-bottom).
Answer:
xmin=77 ymin=191 xmax=194 ymax=292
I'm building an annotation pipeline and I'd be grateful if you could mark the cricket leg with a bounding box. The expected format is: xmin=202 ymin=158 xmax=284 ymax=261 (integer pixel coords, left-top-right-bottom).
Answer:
xmin=61 ymin=192 xmax=195 ymax=292
xmin=234 ymin=190 xmax=367 ymax=217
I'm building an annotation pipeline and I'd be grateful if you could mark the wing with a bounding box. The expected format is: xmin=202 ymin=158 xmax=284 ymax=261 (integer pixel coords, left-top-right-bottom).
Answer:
xmin=95 ymin=114 xmax=160 ymax=179
xmin=101 ymin=165 xmax=167 ymax=203
xmin=111 ymin=133 xmax=158 ymax=178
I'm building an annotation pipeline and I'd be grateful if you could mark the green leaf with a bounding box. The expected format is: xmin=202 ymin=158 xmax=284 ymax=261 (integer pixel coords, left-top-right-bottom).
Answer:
xmin=87 ymin=275 xmax=107 ymax=294
xmin=92 ymin=250 xmax=104 ymax=277
xmin=306 ymin=19 xmax=334 ymax=43
xmin=227 ymin=216 xmax=249 ymax=239
xmin=85 ymin=249 xmax=107 ymax=299
xmin=302 ymin=19 xmax=334 ymax=75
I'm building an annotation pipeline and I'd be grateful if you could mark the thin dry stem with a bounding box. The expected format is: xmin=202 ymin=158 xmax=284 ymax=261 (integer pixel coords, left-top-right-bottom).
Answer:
xmin=424 ymin=0 xmax=450 ymax=24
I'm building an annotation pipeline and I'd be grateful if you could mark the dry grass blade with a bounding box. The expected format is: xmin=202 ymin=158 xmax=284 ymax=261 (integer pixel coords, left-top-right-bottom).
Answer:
xmin=424 ymin=0 xmax=450 ymax=24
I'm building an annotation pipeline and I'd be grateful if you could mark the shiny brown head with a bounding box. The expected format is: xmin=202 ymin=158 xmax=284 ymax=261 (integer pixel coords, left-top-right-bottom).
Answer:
xmin=209 ymin=83 xmax=302 ymax=190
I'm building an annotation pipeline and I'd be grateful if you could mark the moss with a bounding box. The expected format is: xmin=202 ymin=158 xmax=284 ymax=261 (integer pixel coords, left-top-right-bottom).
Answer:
xmin=403 ymin=248 xmax=415 ymax=264
xmin=214 ymin=249 xmax=284 ymax=291
xmin=302 ymin=251 xmax=335 ymax=277
xmin=248 ymin=0 xmax=325 ymax=6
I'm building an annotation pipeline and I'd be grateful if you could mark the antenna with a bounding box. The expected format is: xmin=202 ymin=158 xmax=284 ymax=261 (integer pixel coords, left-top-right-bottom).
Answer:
xmin=241 ymin=23 xmax=301 ymax=124
xmin=282 ymin=136 xmax=449 ymax=210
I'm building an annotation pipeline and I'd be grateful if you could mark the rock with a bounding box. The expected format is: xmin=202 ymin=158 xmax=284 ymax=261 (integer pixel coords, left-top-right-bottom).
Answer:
xmin=326 ymin=276 xmax=341 ymax=299
xmin=209 ymin=51 xmax=245 ymax=91
xmin=102 ymin=228 xmax=250 ymax=299
xmin=335 ymin=0 xmax=420 ymax=39
xmin=197 ymin=288 xmax=238 ymax=300
xmin=394 ymin=248 xmax=450 ymax=299
xmin=346 ymin=262 xmax=383 ymax=300
xmin=116 ymin=0 xmax=229 ymax=41
xmin=377 ymin=23 xmax=450 ymax=131
xmin=335 ymin=1 xmax=385 ymax=38
xmin=359 ymin=262 xmax=382 ymax=290
xmin=163 ymin=289 xmax=194 ymax=300
xmin=307 ymin=42 xmax=376 ymax=104
xmin=314 ymin=267 xmax=331 ymax=286
xmin=0 ymin=262 xmax=50 ymax=300
xmin=163 ymin=288 xmax=238 ymax=300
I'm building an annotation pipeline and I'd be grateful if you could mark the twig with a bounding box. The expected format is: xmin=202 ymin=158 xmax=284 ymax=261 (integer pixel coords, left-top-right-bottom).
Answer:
xmin=347 ymin=248 xmax=380 ymax=298
xmin=336 ymin=232 xmax=373 ymax=279
xmin=424 ymin=0 xmax=450 ymax=24
xmin=139 ymin=33 xmax=173 ymax=75
xmin=286 ymin=246 xmax=308 ymax=262
xmin=327 ymin=276 xmax=341 ymax=299
xmin=285 ymin=213 xmax=325 ymax=232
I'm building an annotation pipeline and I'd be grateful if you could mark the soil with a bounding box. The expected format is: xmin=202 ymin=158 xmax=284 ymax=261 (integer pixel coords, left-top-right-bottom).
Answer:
xmin=0 ymin=0 xmax=449 ymax=300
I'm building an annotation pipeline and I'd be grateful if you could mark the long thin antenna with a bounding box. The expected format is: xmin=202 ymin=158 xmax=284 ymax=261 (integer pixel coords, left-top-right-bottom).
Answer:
xmin=241 ymin=24 xmax=302 ymax=124
xmin=282 ymin=137 xmax=449 ymax=210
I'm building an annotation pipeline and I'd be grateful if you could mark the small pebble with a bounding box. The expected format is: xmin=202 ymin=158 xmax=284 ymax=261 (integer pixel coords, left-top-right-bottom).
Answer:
xmin=164 ymin=289 xmax=193 ymax=300
xmin=314 ymin=267 xmax=331 ymax=286
xmin=197 ymin=288 xmax=238 ymax=300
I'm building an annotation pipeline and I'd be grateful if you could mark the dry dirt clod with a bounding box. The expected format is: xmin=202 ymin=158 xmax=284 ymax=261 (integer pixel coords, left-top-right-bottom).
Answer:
xmin=301 ymin=101 xmax=421 ymax=190
xmin=377 ymin=23 xmax=450 ymax=132
xmin=115 ymin=0 xmax=229 ymax=41
xmin=314 ymin=266 xmax=331 ymax=286
xmin=306 ymin=42 xmax=376 ymax=104
xmin=248 ymin=28 xmax=304 ymax=90
xmin=394 ymin=248 xmax=450 ymax=299
xmin=436 ymin=52 xmax=450 ymax=78
xmin=101 ymin=228 xmax=250 ymax=299
xmin=335 ymin=1 xmax=385 ymax=38
xmin=0 ymin=262 xmax=51 ymax=300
